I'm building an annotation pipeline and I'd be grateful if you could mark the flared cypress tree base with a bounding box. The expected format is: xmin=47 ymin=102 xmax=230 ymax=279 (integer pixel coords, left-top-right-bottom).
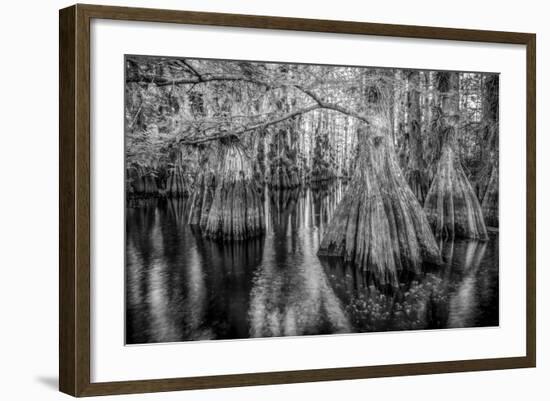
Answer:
xmin=189 ymin=144 xmax=265 ymax=241
xmin=165 ymin=167 xmax=189 ymax=197
xmin=424 ymin=145 xmax=488 ymax=240
xmin=318 ymin=133 xmax=441 ymax=286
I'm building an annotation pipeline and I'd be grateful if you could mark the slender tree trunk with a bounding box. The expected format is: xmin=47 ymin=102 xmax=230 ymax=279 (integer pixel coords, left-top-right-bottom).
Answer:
xmin=266 ymin=83 xmax=301 ymax=190
xmin=405 ymin=70 xmax=428 ymax=204
xmin=127 ymin=164 xmax=159 ymax=197
xmin=480 ymin=74 xmax=499 ymax=227
xmin=188 ymin=151 xmax=215 ymax=226
xmin=165 ymin=150 xmax=189 ymax=197
xmin=424 ymin=72 xmax=488 ymax=240
xmin=424 ymin=72 xmax=440 ymax=184
xmin=269 ymin=127 xmax=301 ymax=189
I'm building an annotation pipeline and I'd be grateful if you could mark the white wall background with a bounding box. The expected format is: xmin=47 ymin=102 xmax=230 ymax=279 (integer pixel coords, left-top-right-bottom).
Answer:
xmin=0 ymin=0 xmax=546 ymax=400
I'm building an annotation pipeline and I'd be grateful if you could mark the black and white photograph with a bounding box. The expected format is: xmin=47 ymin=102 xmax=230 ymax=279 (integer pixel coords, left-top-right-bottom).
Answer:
xmin=124 ymin=55 xmax=499 ymax=345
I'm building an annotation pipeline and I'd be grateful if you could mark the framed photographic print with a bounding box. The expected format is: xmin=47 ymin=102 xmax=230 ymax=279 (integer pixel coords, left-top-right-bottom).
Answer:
xmin=59 ymin=4 xmax=536 ymax=397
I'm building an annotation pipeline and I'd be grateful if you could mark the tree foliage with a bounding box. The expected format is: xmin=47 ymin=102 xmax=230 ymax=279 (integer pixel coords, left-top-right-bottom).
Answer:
xmin=125 ymin=56 xmax=499 ymax=279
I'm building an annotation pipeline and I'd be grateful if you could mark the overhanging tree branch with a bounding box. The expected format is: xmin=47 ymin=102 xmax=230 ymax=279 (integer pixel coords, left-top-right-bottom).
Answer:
xmin=294 ymin=85 xmax=370 ymax=125
xmin=126 ymin=74 xmax=272 ymax=88
xmin=177 ymin=89 xmax=373 ymax=146
xmin=128 ymin=70 xmax=370 ymax=126
xmin=129 ymin=58 xmax=372 ymax=145
xmin=178 ymin=97 xmax=371 ymax=146
xmin=179 ymin=104 xmax=321 ymax=145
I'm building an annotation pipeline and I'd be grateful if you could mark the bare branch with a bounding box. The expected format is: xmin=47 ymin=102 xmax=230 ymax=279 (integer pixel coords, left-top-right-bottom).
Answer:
xmin=293 ymin=85 xmax=371 ymax=125
xmin=128 ymin=102 xmax=143 ymax=129
xmin=178 ymin=60 xmax=201 ymax=78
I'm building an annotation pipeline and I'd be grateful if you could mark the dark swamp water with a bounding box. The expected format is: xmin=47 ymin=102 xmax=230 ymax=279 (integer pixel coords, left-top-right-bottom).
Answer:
xmin=125 ymin=181 xmax=499 ymax=344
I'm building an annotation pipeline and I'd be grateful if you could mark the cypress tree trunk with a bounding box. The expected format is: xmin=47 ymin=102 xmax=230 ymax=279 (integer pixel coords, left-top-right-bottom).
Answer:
xmin=311 ymin=114 xmax=335 ymax=185
xmin=481 ymin=165 xmax=498 ymax=228
xmin=254 ymin=132 xmax=266 ymax=185
xmin=479 ymin=74 xmax=499 ymax=228
xmin=187 ymin=170 xmax=215 ymax=226
xmin=424 ymin=72 xmax=488 ymax=240
xmin=201 ymin=142 xmax=265 ymax=240
xmin=165 ymin=165 xmax=187 ymax=197
xmin=266 ymin=78 xmax=301 ymax=190
xmin=269 ymin=128 xmax=301 ymax=189
xmin=405 ymin=70 xmax=429 ymax=204
xmin=127 ymin=164 xmax=159 ymax=197
xmin=318 ymin=79 xmax=441 ymax=286
xmin=165 ymin=150 xmax=189 ymax=197
xmin=187 ymin=150 xmax=215 ymax=226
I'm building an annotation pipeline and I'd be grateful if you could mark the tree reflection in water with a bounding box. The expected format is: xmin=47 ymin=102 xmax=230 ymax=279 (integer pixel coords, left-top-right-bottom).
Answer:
xmin=126 ymin=198 xmax=213 ymax=343
xmin=125 ymin=181 xmax=498 ymax=344
xmin=248 ymin=188 xmax=350 ymax=337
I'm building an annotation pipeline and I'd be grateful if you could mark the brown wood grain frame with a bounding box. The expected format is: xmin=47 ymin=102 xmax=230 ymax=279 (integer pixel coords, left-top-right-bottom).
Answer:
xmin=59 ymin=3 xmax=536 ymax=397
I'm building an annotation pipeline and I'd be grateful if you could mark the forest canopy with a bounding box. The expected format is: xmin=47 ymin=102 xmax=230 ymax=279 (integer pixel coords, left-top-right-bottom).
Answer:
xmin=125 ymin=55 xmax=499 ymax=285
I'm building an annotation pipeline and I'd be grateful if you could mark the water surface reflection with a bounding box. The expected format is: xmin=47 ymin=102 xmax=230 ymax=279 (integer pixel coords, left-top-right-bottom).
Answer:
xmin=126 ymin=182 xmax=498 ymax=344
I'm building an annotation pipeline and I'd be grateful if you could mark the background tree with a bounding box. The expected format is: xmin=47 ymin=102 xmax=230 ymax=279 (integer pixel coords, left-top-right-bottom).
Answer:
xmin=479 ymin=74 xmax=499 ymax=227
xmin=423 ymin=72 xmax=488 ymax=240
xmin=404 ymin=70 xmax=429 ymax=203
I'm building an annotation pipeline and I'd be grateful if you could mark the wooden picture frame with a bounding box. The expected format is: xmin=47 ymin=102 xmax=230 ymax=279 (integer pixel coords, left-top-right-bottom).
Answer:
xmin=59 ymin=3 xmax=536 ymax=397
